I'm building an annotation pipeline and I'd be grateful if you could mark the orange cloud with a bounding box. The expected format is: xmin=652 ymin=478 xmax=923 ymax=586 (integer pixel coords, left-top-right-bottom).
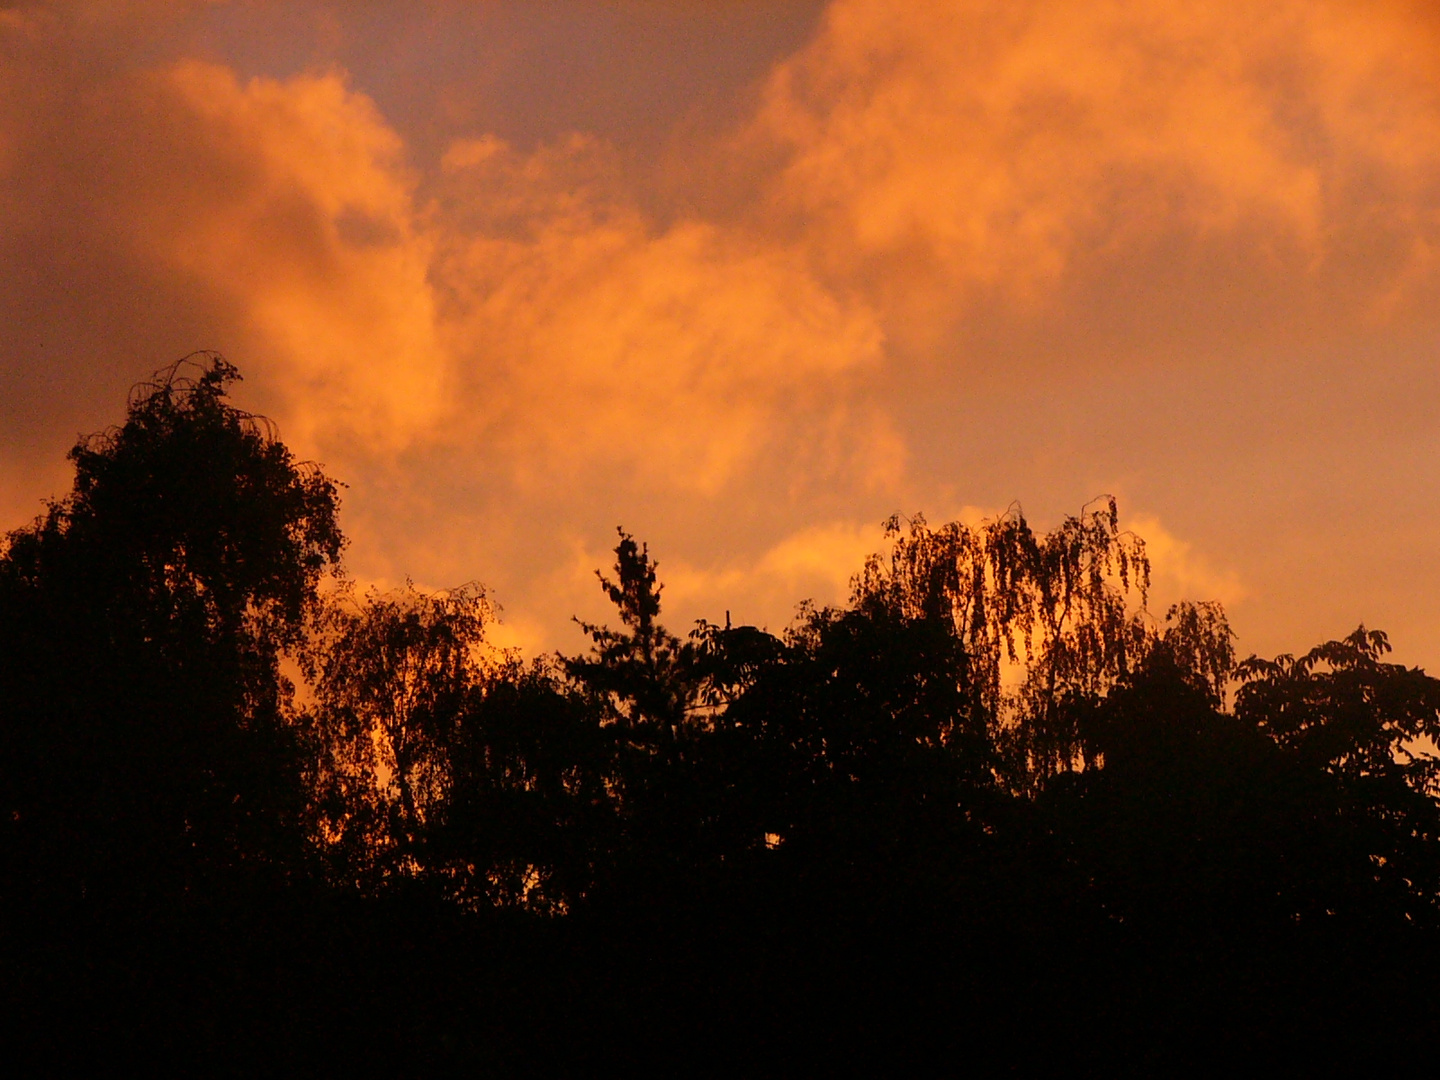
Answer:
xmin=0 ymin=28 xmax=445 ymax=468
xmin=144 ymin=65 xmax=899 ymax=499
xmin=150 ymin=61 xmax=446 ymax=448
xmin=0 ymin=13 xmax=897 ymax=502
xmin=6 ymin=2 xmax=1440 ymax=662
xmin=754 ymin=0 xmax=1440 ymax=330
xmin=659 ymin=519 xmax=888 ymax=629
xmin=435 ymin=132 xmax=892 ymax=496
xmin=1127 ymin=512 xmax=1248 ymax=610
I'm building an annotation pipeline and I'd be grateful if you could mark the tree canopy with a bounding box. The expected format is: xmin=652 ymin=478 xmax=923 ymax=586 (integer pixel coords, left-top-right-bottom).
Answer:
xmin=0 ymin=354 xmax=343 ymax=900
xmin=4 ymin=356 xmax=1439 ymax=1071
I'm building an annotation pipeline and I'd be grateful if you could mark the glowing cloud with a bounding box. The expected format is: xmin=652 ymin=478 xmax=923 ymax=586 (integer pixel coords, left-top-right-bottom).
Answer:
xmin=154 ymin=61 xmax=446 ymax=448
xmin=4 ymin=1 xmax=1440 ymax=659
xmin=755 ymin=0 xmax=1440 ymax=328
xmin=435 ymin=132 xmax=892 ymax=496
xmin=1128 ymin=512 xmax=1248 ymax=610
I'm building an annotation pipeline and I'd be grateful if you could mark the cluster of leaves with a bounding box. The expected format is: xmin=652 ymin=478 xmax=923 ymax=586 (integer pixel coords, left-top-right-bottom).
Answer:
xmin=854 ymin=505 xmax=1236 ymax=783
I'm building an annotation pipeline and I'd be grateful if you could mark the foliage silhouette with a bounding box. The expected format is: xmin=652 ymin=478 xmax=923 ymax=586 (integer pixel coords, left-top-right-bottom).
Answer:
xmin=4 ymin=357 xmax=1440 ymax=1071
xmin=308 ymin=582 xmax=493 ymax=880
xmin=0 ymin=353 xmax=342 ymax=905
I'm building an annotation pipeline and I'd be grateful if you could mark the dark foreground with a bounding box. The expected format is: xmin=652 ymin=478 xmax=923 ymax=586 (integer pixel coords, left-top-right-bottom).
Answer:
xmin=6 ymin=359 xmax=1440 ymax=1071
xmin=10 ymin=856 xmax=1440 ymax=1073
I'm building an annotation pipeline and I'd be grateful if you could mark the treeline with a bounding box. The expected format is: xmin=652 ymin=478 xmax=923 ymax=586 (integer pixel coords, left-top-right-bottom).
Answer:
xmin=4 ymin=356 xmax=1440 ymax=1070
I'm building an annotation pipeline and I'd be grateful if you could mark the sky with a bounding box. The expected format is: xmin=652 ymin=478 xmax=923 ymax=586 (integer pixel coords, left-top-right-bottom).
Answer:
xmin=3 ymin=0 xmax=1440 ymax=664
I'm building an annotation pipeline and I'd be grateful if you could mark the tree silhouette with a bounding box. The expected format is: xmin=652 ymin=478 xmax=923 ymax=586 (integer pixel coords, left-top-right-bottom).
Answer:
xmin=853 ymin=499 xmax=1235 ymax=784
xmin=308 ymin=582 xmax=492 ymax=881
xmin=0 ymin=354 xmax=342 ymax=901
xmin=5 ymin=359 xmax=1440 ymax=1071
xmin=1234 ymin=627 xmax=1440 ymax=920
xmin=568 ymin=530 xmax=689 ymax=740
xmin=308 ymin=580 xmax=609 ymax=911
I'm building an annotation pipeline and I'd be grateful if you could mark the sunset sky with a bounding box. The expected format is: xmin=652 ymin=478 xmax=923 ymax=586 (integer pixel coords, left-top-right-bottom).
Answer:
xmin=3 ymin=1 xmax=1439 ymax=663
